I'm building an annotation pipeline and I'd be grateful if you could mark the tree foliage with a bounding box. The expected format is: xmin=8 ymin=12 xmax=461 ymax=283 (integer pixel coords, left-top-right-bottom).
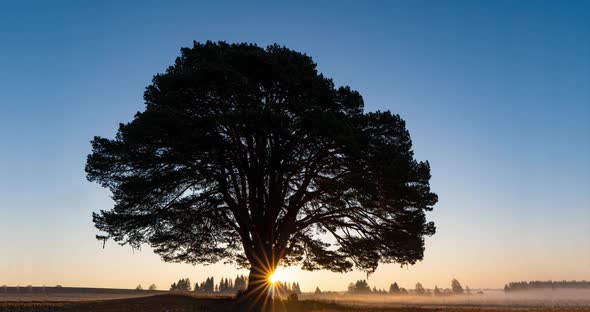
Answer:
xmin=433 ymin=285 xmax=441 ymax=296
xmin=352 ymin=280 xmax=371 ymax=293
xmin=504 ymin=280 xmax=590 ymax=292
xmin=451 ymin=278 xmax=463 ymax=294
xmin=415 ymin=282 xmax=425 ymax=294
xmin=389 ymin=282 xmax=400 ymax=294
xmin=170 ymin=278 xmax=192 ymax=291
xmin=87 ymin=41 xmax=437 ymax=282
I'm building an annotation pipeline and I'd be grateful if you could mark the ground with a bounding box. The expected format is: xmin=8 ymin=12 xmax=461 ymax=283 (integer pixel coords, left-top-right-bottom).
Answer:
xmin=2 ymin=294 xmax=590 ymax=312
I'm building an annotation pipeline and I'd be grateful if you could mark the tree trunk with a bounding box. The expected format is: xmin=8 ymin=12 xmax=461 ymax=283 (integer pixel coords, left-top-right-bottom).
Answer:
xmin=242 ymin=263 xmax=274 ymax=311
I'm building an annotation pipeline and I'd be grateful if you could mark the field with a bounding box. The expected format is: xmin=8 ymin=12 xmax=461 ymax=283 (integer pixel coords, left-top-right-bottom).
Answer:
xmin=2 ymin=291 xmax=590 ymax=312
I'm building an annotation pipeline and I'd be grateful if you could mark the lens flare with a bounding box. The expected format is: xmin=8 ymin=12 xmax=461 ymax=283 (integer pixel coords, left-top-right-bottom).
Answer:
xmin=269 ymin=272 xmax=280 ymax=284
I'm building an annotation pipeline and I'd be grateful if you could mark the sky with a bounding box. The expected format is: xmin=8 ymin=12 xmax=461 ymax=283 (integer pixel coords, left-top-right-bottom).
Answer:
xmin=0 ymin=0 xmax=589 ymax=292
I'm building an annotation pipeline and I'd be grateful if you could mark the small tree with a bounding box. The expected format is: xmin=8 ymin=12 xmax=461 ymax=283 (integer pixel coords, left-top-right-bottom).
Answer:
xmin=347 ymin=283 xmax=356 ymax=293
xmin=234 ymin=275 xmax=247 ymax=292
xmin=451 ymin=279 xmax=464 ymax=294
xmin=292 ymin=282 xmax=302 ymax=295
xmin=433 ymin=286 xmax=441 ymax=296
xmin=205 ymin=277 xmax=214 ymax=293
xmin=465 ymin=285 xmax=471 ymax=294
xmin=389 ymin=282 xmax=400 ymax=294
xmin=354 ymin=280 xmax=371 ymax=293
xmin=415 ymin=282 xmax=425 ymax=295
xmin=314 ymin=286 xmax=322 ymax=295
xmin=182 ymin=278 xmax=192 ymax=291
xmin=135 ymin=284 xmax=143 ymax=291
xmin=148 ymin=284 xmax=157 ymax=291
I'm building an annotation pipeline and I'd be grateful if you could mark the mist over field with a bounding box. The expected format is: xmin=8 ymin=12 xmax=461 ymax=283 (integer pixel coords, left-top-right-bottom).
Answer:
xmin=3 ymin=287 xmax=590 ymax=309
xmin=306 ymin=289 xmax=590 ymax=308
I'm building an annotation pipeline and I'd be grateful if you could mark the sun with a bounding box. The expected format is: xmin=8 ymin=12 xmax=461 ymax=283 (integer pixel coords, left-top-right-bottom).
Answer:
xmin=269 ymin=272 xmax=279 ymax=284
xmin=268 ymin=268 xmax=287 ymax=284
xmin=268 ymin=271 xmax=281 ymax=284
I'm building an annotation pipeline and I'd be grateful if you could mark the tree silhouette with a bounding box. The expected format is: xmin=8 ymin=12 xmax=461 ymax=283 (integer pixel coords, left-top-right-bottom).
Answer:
xmin=234 ymin=275 xmax=247 ymax=292
xmin=170 ymin=278 xmax=191 ymax=291
xmin=347 ymin=283 xmax=356 ymax=293
xmin=389 ymin=282 xmax=400 ymax=294
xmin=353 ymin=280 xmax=371 ymax=293
xmin=203 ymin=277 xmax=214 ymax=293
xmin=504 ymin=280 xmax=590 ymax=292
xmin=87 ymin=41 xmax=437 ymax=302
xmin=292 ymin=282 xmax=301 ymax=295
xmin=415 ymin=282 xmax=425 ymax=295
xmin=451 ymin=278 xmax=464 ymax=294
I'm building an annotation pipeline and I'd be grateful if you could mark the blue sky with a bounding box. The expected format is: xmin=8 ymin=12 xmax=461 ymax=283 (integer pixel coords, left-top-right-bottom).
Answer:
xmin=0 ymin=1 xmax=589 ymax=290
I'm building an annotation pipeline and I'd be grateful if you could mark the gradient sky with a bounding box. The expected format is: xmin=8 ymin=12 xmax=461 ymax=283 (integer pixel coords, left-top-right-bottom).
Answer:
xmin=1 ymin=0 xmax=589 ymax=292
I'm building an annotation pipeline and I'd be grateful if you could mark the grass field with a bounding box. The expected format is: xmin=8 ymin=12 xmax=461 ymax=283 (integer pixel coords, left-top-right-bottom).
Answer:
xmin=2 ymin=293 xmax=590 ymax=312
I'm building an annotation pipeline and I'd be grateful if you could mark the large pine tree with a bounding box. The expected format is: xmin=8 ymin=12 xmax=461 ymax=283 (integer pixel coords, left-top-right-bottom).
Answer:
xmin=87 ymin=41 xmax=437 ymax=304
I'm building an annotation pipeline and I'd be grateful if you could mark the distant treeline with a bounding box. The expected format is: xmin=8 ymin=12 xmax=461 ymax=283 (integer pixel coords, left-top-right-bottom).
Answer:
xmin=169 ymin=276 xmax=302 ymax=296
xmin=330 ymin=278 xmax=479 ymax=296
xmin=169 ymin=276 xmax=247 ymax=293
xmin=504 ymin=280 xmax=590 ymax=292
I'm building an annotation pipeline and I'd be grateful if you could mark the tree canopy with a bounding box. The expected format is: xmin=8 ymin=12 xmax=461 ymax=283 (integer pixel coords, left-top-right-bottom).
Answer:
xmin=86 ymin=41 xmax=437 ymax=297
xmin=451 ymin=279 xmax=464 ymax=294
xmin=389 ymin=282 xmax=400 ymax=294
xmin=415 ymin=282 xmax=425 ymax=294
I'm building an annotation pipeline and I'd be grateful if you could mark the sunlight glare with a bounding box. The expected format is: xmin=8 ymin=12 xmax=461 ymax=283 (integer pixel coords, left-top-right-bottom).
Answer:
xmin=268 ymin=268 xmax=287 ymax=284
xmin=269 ymin=272 xmax=279 ymax=284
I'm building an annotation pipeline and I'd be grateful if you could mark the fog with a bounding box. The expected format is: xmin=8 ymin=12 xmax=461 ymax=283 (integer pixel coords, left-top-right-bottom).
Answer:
xmin=304 ymin=289 xmax=590 ymax=308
